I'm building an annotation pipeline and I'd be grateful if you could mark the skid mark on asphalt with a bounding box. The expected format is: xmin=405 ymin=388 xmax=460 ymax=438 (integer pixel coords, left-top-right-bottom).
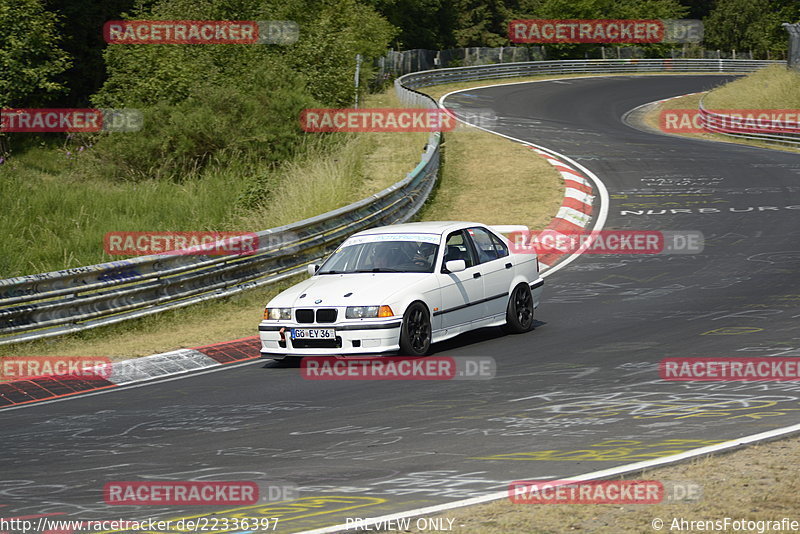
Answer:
xmin=95 ymin=497 xmax=387 ymax=534
xmin=471 ymin=438 xmax=725 ymax=462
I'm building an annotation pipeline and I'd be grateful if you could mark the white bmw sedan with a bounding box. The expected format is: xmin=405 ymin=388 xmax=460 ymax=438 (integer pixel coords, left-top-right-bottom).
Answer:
xmin=259 ymin=221 xmax=543 ymax=358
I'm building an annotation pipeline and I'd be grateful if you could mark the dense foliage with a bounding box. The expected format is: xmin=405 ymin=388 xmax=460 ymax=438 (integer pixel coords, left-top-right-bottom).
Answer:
xmin=71 ymin=0 xmax=392 ymax=180
xmin=2 ymin=0 xmax=797 ymax=162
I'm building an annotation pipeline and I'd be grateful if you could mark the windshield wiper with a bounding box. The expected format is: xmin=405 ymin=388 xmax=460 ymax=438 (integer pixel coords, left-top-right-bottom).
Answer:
xmin=353 ymin=268 xmax=402 ymax=273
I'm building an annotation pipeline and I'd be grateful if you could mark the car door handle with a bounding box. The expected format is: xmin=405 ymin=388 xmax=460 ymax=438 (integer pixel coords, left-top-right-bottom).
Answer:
xmin=505 ymin=263 xmax=513 ymax=269
xmin=473 ymin=272 xmax=481 ymax=279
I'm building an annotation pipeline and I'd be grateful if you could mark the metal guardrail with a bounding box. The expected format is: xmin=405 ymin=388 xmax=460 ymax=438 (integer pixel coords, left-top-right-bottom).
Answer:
xmin=0 ymin=117 xmax=441 ymax=345
xmin=699 ymin=97 xmax=800 ymax=146
xmin=396 ymin=58 xmax=780 ymax=91
xmin=0 ymin=58 xmax=778 ymax=345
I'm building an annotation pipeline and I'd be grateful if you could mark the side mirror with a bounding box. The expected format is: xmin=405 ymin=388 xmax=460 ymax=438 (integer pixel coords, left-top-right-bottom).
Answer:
xmin=307 ymin=264 xmax=320 ymax=276
xmin=444 ymin=259 xmax=466 ymax=273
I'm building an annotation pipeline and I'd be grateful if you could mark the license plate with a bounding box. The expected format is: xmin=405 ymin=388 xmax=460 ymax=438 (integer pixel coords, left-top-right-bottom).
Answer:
xmin=291 ymin=328 xmax=335 ymax=340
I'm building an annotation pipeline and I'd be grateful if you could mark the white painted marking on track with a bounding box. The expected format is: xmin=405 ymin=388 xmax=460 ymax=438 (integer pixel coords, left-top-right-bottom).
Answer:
xmin=564 ymin=188 xmax=595 ymax=204
xmin=559 ymin=169 xmax=590 ymax=182
xmin=288 ymin=73 xmax=800 ymax=534
xmin=555 ymin=206 xmax=592 ymax=227
xmin=296 ymin=421 xmax=800 ymax=534
xmin=438 ymin=78 xmax=610 ymax=278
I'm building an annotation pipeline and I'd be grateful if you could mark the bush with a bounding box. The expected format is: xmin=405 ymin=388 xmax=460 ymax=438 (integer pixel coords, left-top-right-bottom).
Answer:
xmin=84 ymin=63 xmax=317 ymax=181
xmin=85 ymin=0 xmax=396 ymax=182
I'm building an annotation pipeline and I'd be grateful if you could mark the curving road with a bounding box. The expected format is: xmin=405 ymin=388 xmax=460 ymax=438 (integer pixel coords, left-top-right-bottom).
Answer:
xmin=3 ymin=75 xmax=800 ymax=532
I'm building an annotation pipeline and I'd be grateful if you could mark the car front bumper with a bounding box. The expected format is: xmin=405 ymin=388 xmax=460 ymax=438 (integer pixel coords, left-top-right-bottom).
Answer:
xmin=259 ymin=319 xmax=403 ymax=358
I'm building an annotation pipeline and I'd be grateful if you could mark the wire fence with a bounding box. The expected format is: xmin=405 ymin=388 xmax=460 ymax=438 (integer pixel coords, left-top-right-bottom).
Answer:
xmin=0 ymin=57 xmax=780 ymax=345
xmin=377 ymin=46 xmax=765 ymax=77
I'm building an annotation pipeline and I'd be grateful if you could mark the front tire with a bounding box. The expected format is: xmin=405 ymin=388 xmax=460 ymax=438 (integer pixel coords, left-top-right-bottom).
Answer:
xmin=504 ymin=283 xmax=534 ymax=334
xmin=399 ymin=302 xmax=432 ymax=356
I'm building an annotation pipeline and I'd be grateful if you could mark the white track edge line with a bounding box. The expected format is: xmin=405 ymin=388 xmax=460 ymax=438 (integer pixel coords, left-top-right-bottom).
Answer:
xmin=288 ymin=74 xmax=800 ymax=534
xmin=297 ymin=421 xmax=800 ymax=534
xmin=437 ymin=80 xmax=609 ymax=278
xmin=1 ymin=76 xmax=610 ymax=412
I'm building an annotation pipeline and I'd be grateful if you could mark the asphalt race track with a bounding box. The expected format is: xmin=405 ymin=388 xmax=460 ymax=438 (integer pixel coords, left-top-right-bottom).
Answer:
xmin=3 ymin=75 xmax=800 ymax=532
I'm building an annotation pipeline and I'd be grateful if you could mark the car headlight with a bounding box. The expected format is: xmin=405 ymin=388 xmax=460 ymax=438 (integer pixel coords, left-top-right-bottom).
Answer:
xmin=264 ymin=307 xmax=291 ymax=320
xmin=346 ymin=305 xmax=394 ymax=319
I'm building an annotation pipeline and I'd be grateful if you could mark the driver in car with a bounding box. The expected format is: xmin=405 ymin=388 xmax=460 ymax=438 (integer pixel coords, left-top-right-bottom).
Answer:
xmin=413 ymin=242 xmax=437 ymax=269
xmin=372 ymin=245 xmax=401 ymax=269
xmin=371 ymin=242 xmax=437 ymax=271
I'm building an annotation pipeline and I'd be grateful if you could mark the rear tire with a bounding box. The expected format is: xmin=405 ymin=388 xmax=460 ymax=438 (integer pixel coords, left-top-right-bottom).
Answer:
xmin=503 ymin=283 xmax=534 ymax=334
xmin=399 ymin=302 xmax=432 ymax=356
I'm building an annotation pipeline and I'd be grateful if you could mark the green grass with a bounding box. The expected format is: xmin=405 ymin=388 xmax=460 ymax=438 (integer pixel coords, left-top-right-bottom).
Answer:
xmin=704 ymin=65 xmax=800 ymax=109
xmin=0 ymin=91 xmax=426 ymax=278
xmin=0 ymin=79 xmax=563 ymax=359
xmin=0 ymin=147 xmax=249 ymax=275
xmin=415 ymin=129 xmax=562 ymax=232
xmin=0 ymin=89 xmax=428 ymax=358
xmin=640 ymin=66 xmax=800 ymax=153
xmin=400 ymin=436 xmax=800 ymax=533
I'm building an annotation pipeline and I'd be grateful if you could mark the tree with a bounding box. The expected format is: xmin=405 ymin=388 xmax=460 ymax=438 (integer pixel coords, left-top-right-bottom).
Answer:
xmin=94 ymin=0 xmax=396 ymax=108
xmin=88 ymin=0 xmax=397 ymax=180
xmin=704 ymin=0 xmax=788 ymax=58
xmin=513 ymin=0 xmax=688 ymax=58
xmin=0 ymin=0 xmax=71 ymax=153
xmin=453 ymin=0 xmax=515 ymax=47
xmin=677 ymin=0 xmax=714 ymax=20
xmin=44 ymin=0 xmax=136 ymax=107
xmin=369 ymin=0 xmax=458 ymax=49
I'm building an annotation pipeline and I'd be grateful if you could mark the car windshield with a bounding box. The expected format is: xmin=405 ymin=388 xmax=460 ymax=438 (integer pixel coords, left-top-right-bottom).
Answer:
xmin=317 ymin=235 xmax=440 ymax=274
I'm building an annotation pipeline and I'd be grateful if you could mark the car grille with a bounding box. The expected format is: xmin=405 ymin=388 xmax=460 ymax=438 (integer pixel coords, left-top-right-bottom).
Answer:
xmin=292 ymin=337 xmax=342 ymax=349
xmin=295 ymin=308 xmax=337 ymax=323
xmin=316 ymin=309 xmax=338 ymax=323
xmin=295 ymin=309 xmax=314 ymax=323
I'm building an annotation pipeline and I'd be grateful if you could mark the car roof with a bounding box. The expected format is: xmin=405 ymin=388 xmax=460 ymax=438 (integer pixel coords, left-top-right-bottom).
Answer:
xmin=351 ymin=221 xmax=483 ymax=237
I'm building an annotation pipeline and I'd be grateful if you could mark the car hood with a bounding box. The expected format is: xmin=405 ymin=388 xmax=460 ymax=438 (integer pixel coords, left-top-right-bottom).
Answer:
xmin=269 ymin=273 xmax=431 ymax=308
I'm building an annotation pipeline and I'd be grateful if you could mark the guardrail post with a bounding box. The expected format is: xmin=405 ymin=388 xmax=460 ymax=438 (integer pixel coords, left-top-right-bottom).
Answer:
xmin=784 ymin=23 xmax=800 ymax=70
xmin=2 ymin=57 xmax=780 ymax=346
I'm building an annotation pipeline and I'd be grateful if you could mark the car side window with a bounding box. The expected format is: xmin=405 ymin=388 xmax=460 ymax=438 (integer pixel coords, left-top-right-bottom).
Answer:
xmin=466 ymin=227 xmax=506 ymax=264
xmin=442 ymin=231 xmax=476 ymax=270
xmin=489 ymin=231 xmax=509 ymax=258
